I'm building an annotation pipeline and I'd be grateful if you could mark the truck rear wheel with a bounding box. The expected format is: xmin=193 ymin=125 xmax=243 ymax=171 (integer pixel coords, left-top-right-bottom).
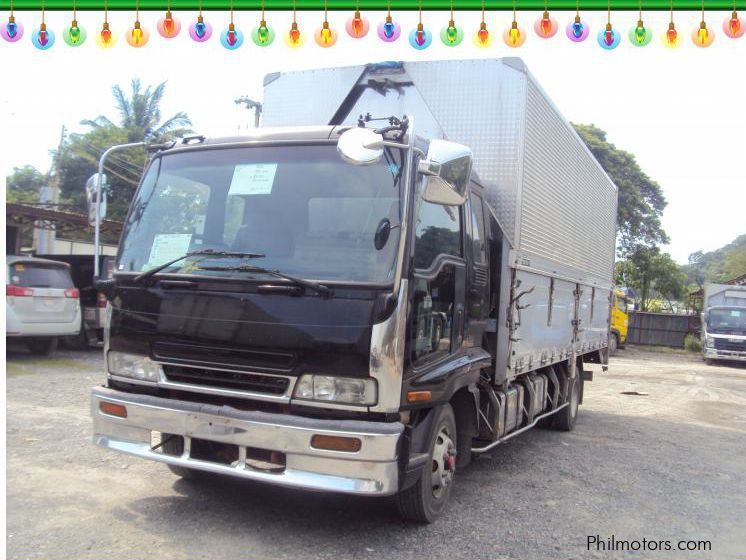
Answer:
xmin=553 ymin=375 xmax=580 ymax=432
xmin=396 ymin=404 xmax=457 ymax=523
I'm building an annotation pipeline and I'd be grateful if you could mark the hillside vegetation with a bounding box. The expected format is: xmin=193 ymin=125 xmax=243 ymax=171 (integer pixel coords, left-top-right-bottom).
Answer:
xmin=683 ymin=234 xmax=746 ymax=287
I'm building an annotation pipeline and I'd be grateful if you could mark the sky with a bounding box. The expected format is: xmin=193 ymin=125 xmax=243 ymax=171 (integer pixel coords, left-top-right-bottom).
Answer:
xmin=1 ymin=9 xmax=745 ymax=263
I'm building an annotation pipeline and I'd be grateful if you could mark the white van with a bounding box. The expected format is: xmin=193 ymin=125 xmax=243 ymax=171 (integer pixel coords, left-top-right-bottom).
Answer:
xmin=6 ymin=256 xmax=82 ymax=355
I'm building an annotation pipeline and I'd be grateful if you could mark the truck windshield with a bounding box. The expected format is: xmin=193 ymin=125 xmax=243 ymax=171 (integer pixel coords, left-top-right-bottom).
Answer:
xmin=707 ymin=307 xmax=746 ymax=333
xmin=117 ymin=144 xmax=404 ymax=284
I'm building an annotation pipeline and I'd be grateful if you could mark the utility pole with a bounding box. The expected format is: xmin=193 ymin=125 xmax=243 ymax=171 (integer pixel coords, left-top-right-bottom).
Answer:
xmin=33 ymin=125 xmax=65 ymax=254
xmin=235 ymin=96 xmax=263 ymax=129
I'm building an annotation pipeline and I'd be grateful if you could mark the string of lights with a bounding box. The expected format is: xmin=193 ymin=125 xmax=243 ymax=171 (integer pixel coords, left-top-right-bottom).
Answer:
xmin=3 ymin=0 xmax=743 ymax=49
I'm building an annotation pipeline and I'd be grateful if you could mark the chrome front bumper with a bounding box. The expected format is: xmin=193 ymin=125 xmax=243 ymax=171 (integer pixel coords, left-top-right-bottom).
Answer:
xmin=91 ymin=387 xmax=404 ymax=495
xmin=704 ymin=349 xmax=746 ymax=362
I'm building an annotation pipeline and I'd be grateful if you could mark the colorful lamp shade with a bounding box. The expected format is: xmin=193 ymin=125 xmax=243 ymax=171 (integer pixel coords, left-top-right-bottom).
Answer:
xmin=534 ymin=11 xmax=558 ymax=38
xmin=503 ymin=20 xmax=526 ymax=47
xmin=315 ymin=21 xmax=338 ymax=47
xmin=377 ymin=15 xmax=401 ymax=42
xmin=629 ymin=19 xmax=653 ymax=46
xmin=126 ymin=20 xmax=149 ymax=47
xmin=63 ymin=19 xmax=86 ymax=46
xmin=96 ymin=21 xmax=117 ymax=47
xmin=692 ymin=20 xmax=715 ymax=47
xmin=157 ymin=10 xmax=181 ymax=38
xmin=474 ymin=21 xmax=492 ymax=47
xmin=189 ymin=16 xmax=213 ymax=41
xmin=2 ymin=15 xmax=24 ymax=42
xmin=408 ymin=22 xmax=432 ymax=49
xmin=597 ymin=23 xmax=621 ymax=49
xmin=566 ymin=16 xmax=589 ymax=42
xmin=440 ymin=19 xmax=464 ymax=46
xmin=252 ymin=19 xmax=275 ymax=46
xmin=662 ymin=21 xmax=679 ymax=47
xmin=346 ymin=10 xmax=370 ymax=38
xmin=31 ymin=22 xmax=55 ymax=49
xmin=723 ymin=11 xmax=744 ymax=38
xmin=220 ymin=22 xmax=244 ymax=49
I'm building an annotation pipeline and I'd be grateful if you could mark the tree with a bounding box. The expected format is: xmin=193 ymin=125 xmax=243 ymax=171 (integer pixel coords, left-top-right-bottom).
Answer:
xmin=6 ymin=165 xmax=45 ymax=204
xmin=682 ymin=235 xmax=746 ymax=285
xmin=573 ymin=124 xmax=668 ymax=258
xmin=56 ymin=79 xmax=192 ymax=222
xmin=81 ymin=79 xmax=192 ymax=143
xmin=616 ymin=247 xmax=686 ymax=312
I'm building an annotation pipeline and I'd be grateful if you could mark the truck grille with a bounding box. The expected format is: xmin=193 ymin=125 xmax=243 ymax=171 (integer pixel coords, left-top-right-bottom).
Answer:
xmin=162 ymin=364 xmax=290 ymax=395
xmin=714 ymin=338 xmax=746 ymax=352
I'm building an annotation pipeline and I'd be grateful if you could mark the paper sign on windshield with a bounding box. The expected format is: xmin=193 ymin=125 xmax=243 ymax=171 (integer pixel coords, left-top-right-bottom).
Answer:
xmin=143 ymin=233 xmax=192 ymax=271
xmin=229 ymin=164 xmax=278 ymax=196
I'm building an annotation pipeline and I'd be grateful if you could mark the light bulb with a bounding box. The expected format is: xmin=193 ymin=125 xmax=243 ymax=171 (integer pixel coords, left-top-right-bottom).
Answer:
xmin=408 ymin=22 xmax=432 ymax=49
xmin=251 ymin=20 xmax=275 ymax=46
xmin=377 ymin=15 xmax=401 ymax=42
xmin=534 ymin=11 xmax=558 ymax=38
xmin=503 ymin=20 xmax=526 ymax=47
xmin=346 ymin=10 xmax=369 ymax=38
xmin=157 ymin=10 xmax=181 ymax=38
xmin=63 ymin=19 xmax=87 ymax=46
xmin=314 ymin=21 xmax=337 ymax=47
xmin=723 ymin=11 xmax=744 ymax=38
xmin=189 ymin=15 xmax=212 ymax=42
xmin=96 ymin=21 xmax=117 ymax=47
xmin=2 ymin=15 xmax=23 ymax=42
xmin=662 ymin=21 xmax=679 ymax=47
xmin=32 ymin=22 xmax=55 ymax=49
xmin=692 ymin=21 xmax=714 ymax=47
xmin=440 ymin=20 xmax=463 ymax=46
xmin=597 ymin=23 xmax=620 ymax=49
xmin=220 ymin=22 xmax=244 ymax=49
xmin=284 ymin=21 xmax=303 ymax=47
xmin=629 ymin=20 xmax=652 ymax=46
xmin=566 ymin=16 xmax=589 ymax=42
xmin=474 ymin=21 xmax=491 ymax=47
xmin=126 ymin=20 xmax=149 ymax=47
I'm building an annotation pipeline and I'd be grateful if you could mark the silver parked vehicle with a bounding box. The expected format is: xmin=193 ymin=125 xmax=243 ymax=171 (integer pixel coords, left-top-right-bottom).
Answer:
xmin=6 ymin=255 xmax=82 ymax=355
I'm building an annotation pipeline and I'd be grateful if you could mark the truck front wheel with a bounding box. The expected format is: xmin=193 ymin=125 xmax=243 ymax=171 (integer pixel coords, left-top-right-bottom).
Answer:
xmin=396 ymin=404 xmax=457 ymax=523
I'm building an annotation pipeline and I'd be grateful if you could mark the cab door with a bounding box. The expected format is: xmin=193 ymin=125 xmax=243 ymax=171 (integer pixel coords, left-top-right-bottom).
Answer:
xmin=405 ymin=191 xmax=466 ymax=369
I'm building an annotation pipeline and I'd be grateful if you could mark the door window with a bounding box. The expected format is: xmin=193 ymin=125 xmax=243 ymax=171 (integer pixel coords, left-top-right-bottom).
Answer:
xmin=469 ymin=193 xmax=487 ymax=265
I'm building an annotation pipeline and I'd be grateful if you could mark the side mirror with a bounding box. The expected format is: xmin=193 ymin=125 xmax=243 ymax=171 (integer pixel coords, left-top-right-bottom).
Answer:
xmin=418 ymin=139 xmax=472 ymax=206
xmin=86 ymin=173 xmax=108 ymax=225
xmin=337 ymin=127 xmax=385 ymax=166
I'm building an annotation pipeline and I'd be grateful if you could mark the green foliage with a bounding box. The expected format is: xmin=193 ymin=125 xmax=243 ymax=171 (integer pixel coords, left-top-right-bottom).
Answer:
xmin=682 ymin=234 xmax=746 ymax=287
xmin=684 ymin=334 xmax=702 ymax=353
xmin=615 ymin=247 xmax=687 ymax=312
xmin=6 ymin=165 xmax=45 ymax=204
xmin=55 ymin=79 xmax=192 ymax=223
xmin=573 ymin=124 xmax=668 ymax=258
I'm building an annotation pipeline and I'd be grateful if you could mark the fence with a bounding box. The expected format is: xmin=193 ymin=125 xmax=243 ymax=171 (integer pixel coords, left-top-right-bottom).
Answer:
xmin=626 ymin=312 xmax=701 ymax=348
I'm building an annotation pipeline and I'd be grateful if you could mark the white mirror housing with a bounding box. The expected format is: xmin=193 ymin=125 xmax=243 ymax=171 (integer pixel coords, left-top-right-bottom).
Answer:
xmin=337 ymin=127 xmax=385 ymax=166
xmin=418 ymin=139 xmax=473 ymax=205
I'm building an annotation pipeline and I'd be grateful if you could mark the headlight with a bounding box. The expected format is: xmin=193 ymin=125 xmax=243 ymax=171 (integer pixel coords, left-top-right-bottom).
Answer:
xmin=293 ymin=375 xmax=377 ymax=406
xmin=705 ymin=336 xmax=714 ymax=348
xmin=107 ymin=351 xmax=161 ymax=383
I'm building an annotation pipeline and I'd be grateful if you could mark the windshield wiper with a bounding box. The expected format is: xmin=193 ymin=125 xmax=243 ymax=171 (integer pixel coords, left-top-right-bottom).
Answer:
xmin=196 ymin=264 xmax=333 ymax=297
xmin=133 ymin=249 xmax=265 ymax=284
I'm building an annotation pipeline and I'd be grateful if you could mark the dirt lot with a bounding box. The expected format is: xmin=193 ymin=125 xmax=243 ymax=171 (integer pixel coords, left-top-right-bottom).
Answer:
xmin=6 ymin=344 xmax=746 ymax=560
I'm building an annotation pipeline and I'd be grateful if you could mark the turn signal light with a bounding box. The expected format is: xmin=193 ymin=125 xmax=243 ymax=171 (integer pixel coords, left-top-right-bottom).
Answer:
xmin=406 ymin=390 xmax=432 ymax=403
xmin=310 ymin=434 xmax=362 ymax=452
xmin=99 ymin=402 xmax=128 ymax=418
xmin=6 ymin=285 xmax=34 ymax=297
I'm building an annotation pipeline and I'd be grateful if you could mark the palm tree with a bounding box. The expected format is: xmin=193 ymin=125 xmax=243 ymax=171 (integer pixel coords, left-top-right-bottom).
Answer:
xmin=82 ymin=79 xmax=192 ymax=142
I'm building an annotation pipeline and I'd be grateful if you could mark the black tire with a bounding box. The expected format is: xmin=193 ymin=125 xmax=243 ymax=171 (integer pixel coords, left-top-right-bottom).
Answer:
xmin=608 ymin=333 xmax=619 ymax=356
xmin=161 ymin=435 xmax=208 ymax=481
xmin=63 ymin=328 xmax=90 ymax=350
xmin=26 ymin=337 xmax=58 ymax=356
xmin=553 ymin=374 xmax=580 ymax=432
xmin=396 ymin=404 xmax=457 ymax=523
xmin=705 ymin=359 xmax=714 ymax=366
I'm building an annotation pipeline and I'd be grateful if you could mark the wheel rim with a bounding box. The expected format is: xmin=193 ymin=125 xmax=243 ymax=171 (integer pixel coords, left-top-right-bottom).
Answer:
xmin=430 ymin=426 xmax=456 ymax=500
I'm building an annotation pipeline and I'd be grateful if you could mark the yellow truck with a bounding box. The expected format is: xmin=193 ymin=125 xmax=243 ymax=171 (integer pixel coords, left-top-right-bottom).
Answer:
xmin=609 ymin=289 xmax=629 ymax=355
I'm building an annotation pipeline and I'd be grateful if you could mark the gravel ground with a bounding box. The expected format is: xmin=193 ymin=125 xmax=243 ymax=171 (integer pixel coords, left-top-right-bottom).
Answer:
xmin=6 ymin=343 xmax=746 ymax=560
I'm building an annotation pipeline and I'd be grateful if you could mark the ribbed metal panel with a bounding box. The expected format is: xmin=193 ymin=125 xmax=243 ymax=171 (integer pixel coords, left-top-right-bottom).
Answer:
xmin=520 ymin=78 xmax=617 ymax=286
